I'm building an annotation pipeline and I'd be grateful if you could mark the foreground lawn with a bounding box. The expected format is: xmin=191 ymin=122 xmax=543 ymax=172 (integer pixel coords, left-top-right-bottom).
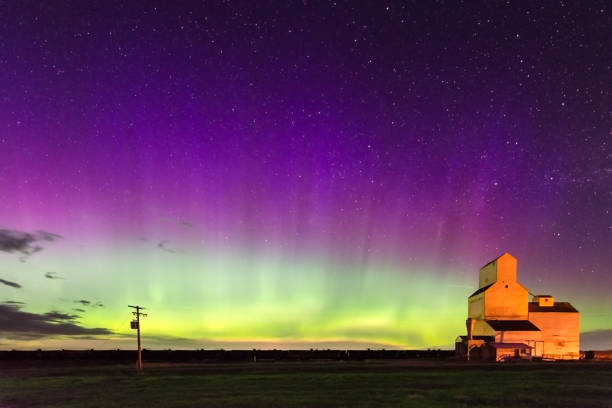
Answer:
xmin=1 ymin=360 xmax=611 ymax=407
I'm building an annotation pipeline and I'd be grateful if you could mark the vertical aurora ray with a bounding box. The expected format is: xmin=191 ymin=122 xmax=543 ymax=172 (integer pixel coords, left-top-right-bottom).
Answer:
xmin=0 ymin=240 xmax=474 ymax=348
xmin=3 ymin=235 xmax=611 ymax=349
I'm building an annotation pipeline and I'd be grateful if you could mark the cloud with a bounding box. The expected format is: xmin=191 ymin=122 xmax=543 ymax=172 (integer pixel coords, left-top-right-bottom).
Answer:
xmin=0 ymin=303 xmax=112 ymax=339
xmin=581 ymin=330 xmax=612 ymax=350
xmin=0 ymin=278 xmax=22 ymax=289
xmin=43 ymin=311 xmax=80 ymax=322
xmin=72 ymin=308 xmax=86 ymax=313
xmin=44 ymin=272 xmax=64 ymax=280
xmin=160 ymin=217 xmax=194 ymax=229
xmin=0 ymin=229 xmax=62 ymax=261
xmin=0 ymin=229 xmax=38 ymax=254
xmin=74 ymin=299 xmax=104 ymax=308
xmin=180 ymin=221 xmax=194 ymax=229
xmin=2 ymin=300 xmax=25 ymax=305
xmin=36 ymin=231 xmax=62 ymax=241
xmin=157 ymin=240 xmax=183 ymax=253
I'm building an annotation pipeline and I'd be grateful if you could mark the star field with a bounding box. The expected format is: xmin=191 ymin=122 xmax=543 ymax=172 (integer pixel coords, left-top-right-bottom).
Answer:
xmin=0 ymin=1 xmax=610 ymax=349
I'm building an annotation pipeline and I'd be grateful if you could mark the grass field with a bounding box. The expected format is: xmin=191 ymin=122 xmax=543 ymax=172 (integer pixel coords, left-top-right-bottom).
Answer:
xmin=1 ymin=360 xmax=611 ymax=407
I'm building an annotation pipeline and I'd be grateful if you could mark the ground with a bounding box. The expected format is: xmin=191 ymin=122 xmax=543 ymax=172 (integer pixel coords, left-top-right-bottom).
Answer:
xmin=1 ymin=360 xmax=611 ymax=407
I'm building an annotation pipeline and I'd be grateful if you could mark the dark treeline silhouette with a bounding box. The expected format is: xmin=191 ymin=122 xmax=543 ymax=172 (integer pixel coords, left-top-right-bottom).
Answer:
xmin=0 ymin=349 xmax=454 ymax=365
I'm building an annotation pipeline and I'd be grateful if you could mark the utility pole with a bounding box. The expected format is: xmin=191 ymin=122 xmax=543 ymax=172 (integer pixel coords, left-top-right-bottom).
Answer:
xmin=129 ymin=305 xmax=147 ymax=372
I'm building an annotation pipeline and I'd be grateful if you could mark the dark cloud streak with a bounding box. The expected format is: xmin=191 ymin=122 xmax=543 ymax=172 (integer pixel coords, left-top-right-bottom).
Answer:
xmin=0 ymin=304 xmax=112 ymax=339
xmin=0 ymin=278 xmax=22 ymax=289
xmin=581 ymin=330 xmax=612 ymax=351
xmin=74 ymin=299 xmax=104 ymax=308
xmin=157 ymin=240 xmax=182 ymax=253
xmin=0 ymin=229 xmax=62 ymax=261
xmin=43 ymin=311 xmax=79 ymax=322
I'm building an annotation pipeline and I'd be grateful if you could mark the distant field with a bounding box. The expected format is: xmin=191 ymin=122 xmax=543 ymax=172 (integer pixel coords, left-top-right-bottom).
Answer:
xmin=1 ymin=360 xmax=611 ymax=407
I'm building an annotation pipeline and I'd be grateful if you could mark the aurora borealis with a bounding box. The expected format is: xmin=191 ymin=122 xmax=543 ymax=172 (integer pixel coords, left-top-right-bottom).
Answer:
xmin=1 ymin=1 xmax=610 ymax=350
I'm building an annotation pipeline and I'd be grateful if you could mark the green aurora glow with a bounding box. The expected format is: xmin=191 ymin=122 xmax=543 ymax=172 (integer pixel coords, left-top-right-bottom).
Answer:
xmin=2 ymin=241 xmax=610 ymax=350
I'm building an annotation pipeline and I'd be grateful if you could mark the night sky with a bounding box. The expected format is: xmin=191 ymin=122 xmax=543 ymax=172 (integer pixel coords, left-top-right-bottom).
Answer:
xmin=1 ymin=1 xmax=610 ymax=350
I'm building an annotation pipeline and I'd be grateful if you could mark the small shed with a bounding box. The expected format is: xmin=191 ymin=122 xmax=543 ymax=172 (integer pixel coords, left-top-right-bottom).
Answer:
xmin=483 ymin=342 xmax=533 ymax=362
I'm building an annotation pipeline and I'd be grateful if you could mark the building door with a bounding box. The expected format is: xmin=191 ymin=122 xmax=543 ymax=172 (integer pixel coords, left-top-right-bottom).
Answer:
xmin=534 ymin=341 xmax=544 ymax=357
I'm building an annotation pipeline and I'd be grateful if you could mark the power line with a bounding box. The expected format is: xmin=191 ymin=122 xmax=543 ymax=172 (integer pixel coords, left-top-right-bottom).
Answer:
xmin=128 ymin=305 xmax=147 ymax=372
